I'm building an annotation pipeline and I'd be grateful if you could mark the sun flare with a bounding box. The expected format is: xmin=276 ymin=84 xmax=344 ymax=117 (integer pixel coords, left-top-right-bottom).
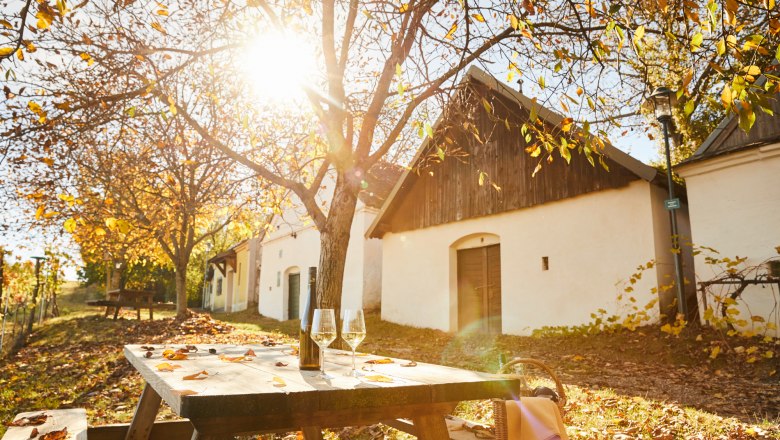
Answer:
xmin=240 ymin=30 xmax=316 ymax=103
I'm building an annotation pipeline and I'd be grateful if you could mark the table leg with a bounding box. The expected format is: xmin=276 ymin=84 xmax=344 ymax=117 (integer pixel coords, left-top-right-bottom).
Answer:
xmin=301 ymin=426 xmax=323 ymax=440
xmin=124 ymin=383 xmax=162 ymax=440
xmin=114 ymin=306 xmax=121 ymax=320
xmin=411 ymin=414 xmax=449 ymax=440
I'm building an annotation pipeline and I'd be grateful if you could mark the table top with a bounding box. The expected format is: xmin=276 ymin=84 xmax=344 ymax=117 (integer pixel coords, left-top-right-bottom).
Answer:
xmin=124 ymin=343 xmax=519 ymax=420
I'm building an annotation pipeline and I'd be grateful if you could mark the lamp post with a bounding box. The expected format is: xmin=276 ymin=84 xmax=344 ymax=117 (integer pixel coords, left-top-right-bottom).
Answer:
xmin=644 ymin=87 xmax=687 ymax=319
xmin=26 ymin=256 xmax=47 ymax=335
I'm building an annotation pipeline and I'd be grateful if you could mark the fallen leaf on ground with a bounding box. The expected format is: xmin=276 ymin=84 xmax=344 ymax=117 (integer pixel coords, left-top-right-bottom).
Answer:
xmin=272 ymin=376 xmax=286 ymax=387
xmin=40 ymin=427 xmax=68 ymax=440
xmin=218 ymin=354 xmax=245 ymax=363
xmin=156 ymin=362 xmax=182 ymax=372
xmin=401 ymin=361 xmax=417 ymax=367
xmin=5 ymin=414 xmax=47 ymax=427
xmin=183 ymin=370 xmax=209 ymax=380
xmin=364 ymin=375 xmax=393 ymax=383
xmin=29 ymin=427 xmax=38 ymax=438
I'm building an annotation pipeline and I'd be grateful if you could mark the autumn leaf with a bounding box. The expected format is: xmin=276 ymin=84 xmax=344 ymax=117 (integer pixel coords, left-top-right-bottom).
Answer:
xmin=244 ymin=348 xmax=256 ymax=357
xmin=560 ymin=117 xmax=574 ymax=132
xmin=709 ymin=346 xmax=721 ymax=359
xmin=272 ymin=376 xmax=286 ymax=387
xmin=399 ymin=3 xmax=409 ymax=13
xmin=471 ymin=13 xmax=485 ymax=23
xmin=365 ymin=358 xmax=394 ymax=364
xmin=63 ymin=218 xmax=77 ymax=233
xmin=364 ymin=375 xmax=393 ymax=383
xmin=36 ymin=11 xmax=53 ymax=30
xmin=156 ymin=362 xmax=182 ymax=372
xmin=4 ymin=413 xmax=48 ymax=427
xmin=0 ymin=47 xmax=14 ymax=57
xmin=444 ymin=22 xmax=457 ymax=40
xmin=183 ymin=370 xmax=209 ymax=380
xmin=40 ymin=427 xmax=68 ymax=440
xmin=218 ymin=354 xmax=246 ymax=362
xmin=690 ymin=33 xmax=703 ymax=52
xmin=401 ymin=361 xmax=417 ymax=367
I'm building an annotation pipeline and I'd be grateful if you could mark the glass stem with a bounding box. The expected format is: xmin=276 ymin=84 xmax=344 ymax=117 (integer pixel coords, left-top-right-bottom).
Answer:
xmin=321 ymin=347 xmax=325 ymax=373
xmin=351 ymin=348 xmax=356 ymax=373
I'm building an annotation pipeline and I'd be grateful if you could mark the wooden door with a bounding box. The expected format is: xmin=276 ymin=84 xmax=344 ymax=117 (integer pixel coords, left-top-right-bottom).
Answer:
xmin=288 ymin=273 xmax=300 ymax=320
xmin=457 ymin=244 xmax=502 ymax=333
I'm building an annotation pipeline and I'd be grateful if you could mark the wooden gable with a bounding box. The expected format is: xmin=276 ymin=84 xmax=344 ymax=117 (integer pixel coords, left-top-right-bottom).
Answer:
xmin=372 ymin=79 xmax=644 ymax=236
xmin=688 ymin=90 xmax=780 ymax=162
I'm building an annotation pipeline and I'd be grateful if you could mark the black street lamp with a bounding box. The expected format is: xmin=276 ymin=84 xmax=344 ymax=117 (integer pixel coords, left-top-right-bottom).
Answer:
xmin=644 ymin=87 xmax=687 ymax=319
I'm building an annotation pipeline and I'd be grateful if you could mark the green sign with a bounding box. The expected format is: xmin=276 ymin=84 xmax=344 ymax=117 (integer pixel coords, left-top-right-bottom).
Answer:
xmin=665 ymin=198 xmax=681 ymax=210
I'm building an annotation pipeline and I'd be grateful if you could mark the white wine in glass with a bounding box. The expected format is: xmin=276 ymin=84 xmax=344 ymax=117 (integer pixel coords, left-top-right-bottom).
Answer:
xmin=310 ymin=309 xmax=337 ymax=378
xmin=341 ymin=309 xmax=366 ymax=377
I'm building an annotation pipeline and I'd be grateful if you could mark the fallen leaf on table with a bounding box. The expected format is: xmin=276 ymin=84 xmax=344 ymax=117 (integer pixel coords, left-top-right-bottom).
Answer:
xmin=185 ymin=345 xmax=198 ymax=352
xmin=401 ymin=361 xmax=417 ymax=367
xmin=29 ymin=427 xmax=38 ymax=438
xmin=218 ymin=354 xmax=245 ymax=363
xmin=40 ymin=427 xmax=68 ymax=440
xmin=144 ymin=351 xmax=153 ymax=358
xmin=5 ymin=414 xmax=48 ymax=427
xmin=156 ymin=362 xmax=182 ymax=372
xmin=165 ymin=352 xmax=189 ymax=360
xmin=140 ymin=346 xmax=155 ymax=351
xmin=275 ymin=362 xmax=288 ymax=367
xmin=272 ymin=376 xmax=286 ymax=387
xmin=183 ymin=370 xmax=209 ymax=380
xmin=364 ymin=375 xmax=394 ymax=383
xmin=208 ymin=348 xmax=217 ymax=354
xmin=173 ymin=389 xmax=198 ymax=396
xmin=365 ymin=358 xmax=394 ymax=364
xmin=245 ymin=349 xmax=256 ymax=357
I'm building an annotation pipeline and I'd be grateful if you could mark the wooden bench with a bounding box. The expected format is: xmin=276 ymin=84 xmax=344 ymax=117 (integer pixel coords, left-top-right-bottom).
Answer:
xmin=2 ymin=409 xmax=87 ymax=440
xmin=86 ymin=289 xmax=173 ymax=320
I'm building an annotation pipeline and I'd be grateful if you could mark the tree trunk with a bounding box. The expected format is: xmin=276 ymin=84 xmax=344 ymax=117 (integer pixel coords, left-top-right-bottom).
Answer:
xmin=316 ymin=173 xmax=358 ymax=323
xmin=175 ymin=261 xmax=188 ymax=319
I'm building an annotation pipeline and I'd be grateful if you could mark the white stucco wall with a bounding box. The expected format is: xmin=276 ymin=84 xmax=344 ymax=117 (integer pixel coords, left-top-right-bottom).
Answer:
xmin=380 ymin=181 xmax=663 ymax=335
xmin=259 ymin=194 xmax=386 ymax=320
xmin=232 ymin=244 xmax=249 ymax=312
xmin=678 ymin=143 xmax=780 ymax=334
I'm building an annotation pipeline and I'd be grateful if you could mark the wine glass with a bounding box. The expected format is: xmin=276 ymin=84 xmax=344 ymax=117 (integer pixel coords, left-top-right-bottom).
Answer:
xmin=310 ymin=309 xmax=337 ymax=378
xmin=341 ymin=309 xmax=366 ymax=377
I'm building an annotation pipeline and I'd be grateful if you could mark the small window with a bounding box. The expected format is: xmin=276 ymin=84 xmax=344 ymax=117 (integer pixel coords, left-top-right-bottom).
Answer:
xmin=279 ymin=249 xmax=283 ymax=258
xmin=277 ymin=271 xmax=281 ymax=287
xmin=542 ymin=256 xmax=549 ymax=271
xmin=217 ymin=278 xmax=223 ymax=296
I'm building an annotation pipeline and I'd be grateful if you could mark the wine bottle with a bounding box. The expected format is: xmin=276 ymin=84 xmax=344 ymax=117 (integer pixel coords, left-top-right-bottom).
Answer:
xmin=299 ymin=266 xmax=321 ymax=370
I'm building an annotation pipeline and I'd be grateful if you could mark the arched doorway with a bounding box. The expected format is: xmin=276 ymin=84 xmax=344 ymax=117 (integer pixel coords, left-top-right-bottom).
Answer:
xmin=452 ymin=233 xmax=502 ymax=334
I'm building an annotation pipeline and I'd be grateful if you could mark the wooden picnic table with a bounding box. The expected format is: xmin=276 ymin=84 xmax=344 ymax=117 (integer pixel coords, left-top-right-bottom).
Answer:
xmin=86 ymin=289 xmax=171 ymax=320
xmin=122 ymin=344 xmax=521 ymax=440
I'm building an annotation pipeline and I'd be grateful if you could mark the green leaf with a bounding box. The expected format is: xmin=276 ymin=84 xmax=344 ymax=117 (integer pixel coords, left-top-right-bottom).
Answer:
xmin=716 ymin=38 xmax=725 ymax=56
xmin=538 ymin=75 xmax=545 ymax=89
xmin=126 ymin=106 xmax=136 ymax=117
xmin=436 ymin=147 xmax=445 ymax=161
xmin=559 ymin=143 xmax=571 ymax=164
xmin=424 ymin=122 xmax=433 ymax=139
xmin=481 ymin=97 xmax=493 ymax=114
xmin=684 ymin=100 xmax=695 ymax=116
xmin=738 ymin=106 xmax=756 ymax=133
xmin=776 ymin=44 xmax=780 ymax=62
xmin=690 ymin=33 xmax=703 ymax=52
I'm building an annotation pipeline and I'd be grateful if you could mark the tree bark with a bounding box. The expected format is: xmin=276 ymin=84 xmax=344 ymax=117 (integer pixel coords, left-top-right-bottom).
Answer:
xmin=316 ymin=173 xmax=358 ymax=323
xmin=175 ymin=261 xmax=188 ymax=319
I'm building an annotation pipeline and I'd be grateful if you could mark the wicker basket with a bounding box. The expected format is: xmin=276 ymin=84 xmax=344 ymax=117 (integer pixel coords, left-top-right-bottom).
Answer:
xmin=493 ymin=358 xmax=567 ymax=440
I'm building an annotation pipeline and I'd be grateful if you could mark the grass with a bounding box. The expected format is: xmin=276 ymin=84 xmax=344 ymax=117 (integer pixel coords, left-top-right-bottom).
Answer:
xmin=0 ymin=285 xmax=778 ymax=439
